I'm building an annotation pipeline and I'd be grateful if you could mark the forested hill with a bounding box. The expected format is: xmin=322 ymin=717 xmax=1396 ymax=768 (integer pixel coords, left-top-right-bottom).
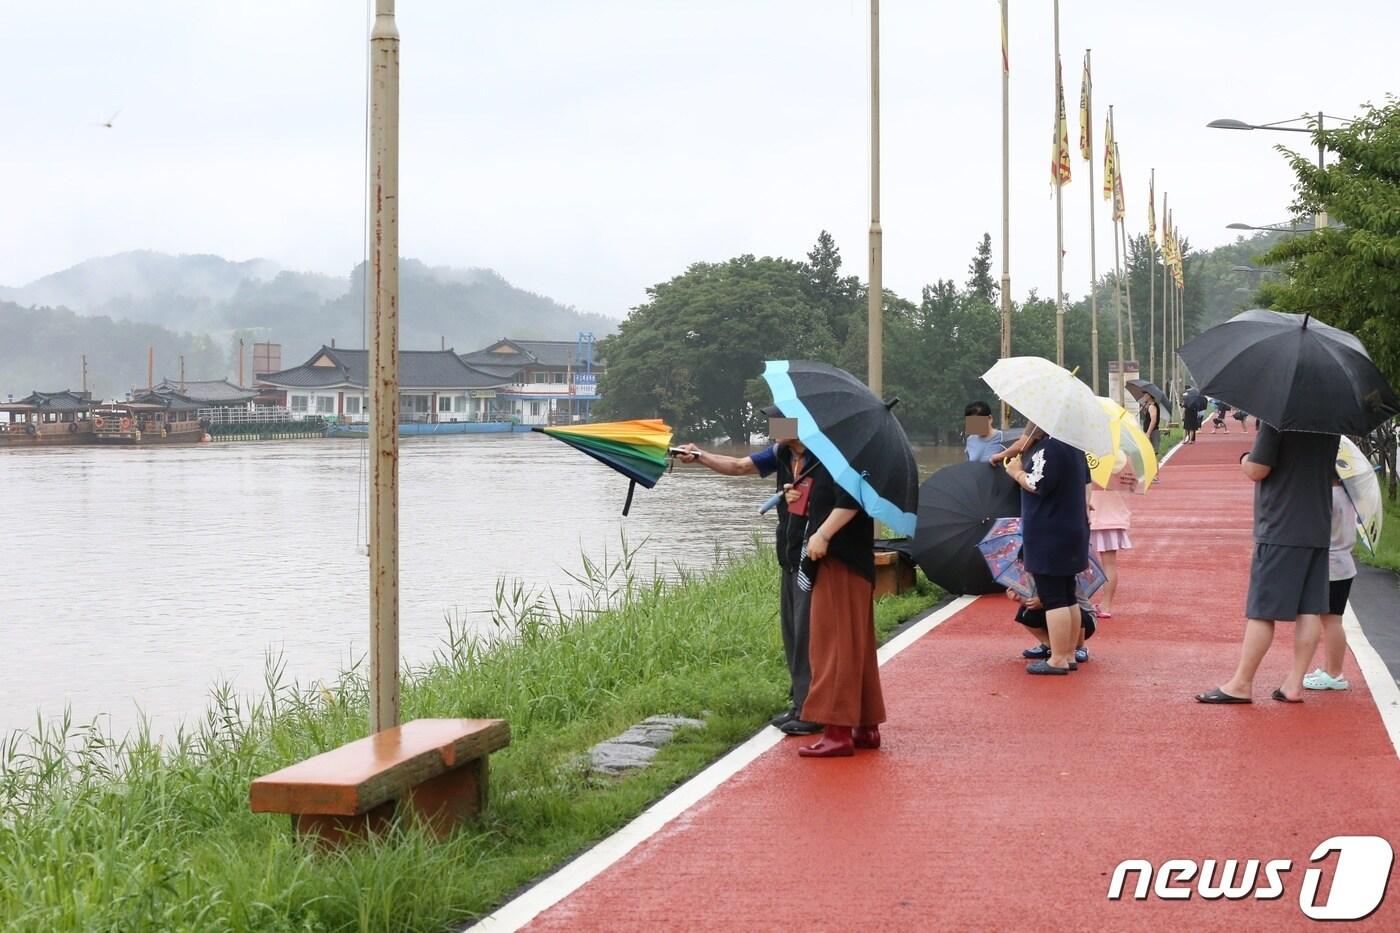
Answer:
xmin=0 ymin=252 xmax=617 ymax=397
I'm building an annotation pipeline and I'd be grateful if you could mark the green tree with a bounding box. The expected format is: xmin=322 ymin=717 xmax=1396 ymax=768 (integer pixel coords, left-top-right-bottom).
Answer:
xmin=803 ymin=230 xmax=865 ymax=348
xmin=966 ymin=233 xmax=997 ymax=305
xmin=597 ymin=255 xmax=837 ymax=441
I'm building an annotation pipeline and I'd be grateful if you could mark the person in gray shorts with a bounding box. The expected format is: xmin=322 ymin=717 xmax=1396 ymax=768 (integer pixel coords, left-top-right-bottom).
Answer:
xmin=1196 ymin=423 xmax=1340 ymax=704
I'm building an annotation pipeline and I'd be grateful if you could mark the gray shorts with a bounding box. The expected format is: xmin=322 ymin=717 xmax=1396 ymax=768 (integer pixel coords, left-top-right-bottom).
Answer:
xmin=1246 ymin=543 xmax=1328 ymax=622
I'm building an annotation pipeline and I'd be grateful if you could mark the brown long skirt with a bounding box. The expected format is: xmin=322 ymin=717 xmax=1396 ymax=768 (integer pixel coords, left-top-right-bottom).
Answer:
xmin=801 ymin=558 xmax=886 ymax=727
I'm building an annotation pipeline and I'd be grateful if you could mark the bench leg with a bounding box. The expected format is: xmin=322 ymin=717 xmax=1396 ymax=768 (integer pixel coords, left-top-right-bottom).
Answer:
xmin=293 ymin=799 xmax=396 ymax=846
xmin=405 ymin=756 xmax=489 ymax=839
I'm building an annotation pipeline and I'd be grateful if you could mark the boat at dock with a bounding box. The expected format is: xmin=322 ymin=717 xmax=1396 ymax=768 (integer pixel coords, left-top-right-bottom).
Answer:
xmin=0 ymin=390 xmax=96 ymax=447
xmin=91 ymin=392 xmax=207 ymax=445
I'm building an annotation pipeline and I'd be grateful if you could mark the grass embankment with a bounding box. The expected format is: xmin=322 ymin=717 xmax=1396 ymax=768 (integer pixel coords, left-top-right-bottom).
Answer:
xmin=1157 ymin=426 xmax=1185 ymax=459
xmin=1358 ymin=491 xmax=1400 ymax=574
xmin=0 ymin=547 xmax=942 ymax=932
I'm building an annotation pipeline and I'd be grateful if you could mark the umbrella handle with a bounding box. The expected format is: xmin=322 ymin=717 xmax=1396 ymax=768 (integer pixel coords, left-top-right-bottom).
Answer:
xmin=759 ymin=490 xmax=783 ymax=514
xmin=623 ymin=480 xmax=636 ymax=517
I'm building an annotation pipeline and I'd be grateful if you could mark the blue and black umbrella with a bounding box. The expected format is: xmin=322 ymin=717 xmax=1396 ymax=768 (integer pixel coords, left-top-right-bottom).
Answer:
xmin=761 ymin=360 xmax=918 ymax=537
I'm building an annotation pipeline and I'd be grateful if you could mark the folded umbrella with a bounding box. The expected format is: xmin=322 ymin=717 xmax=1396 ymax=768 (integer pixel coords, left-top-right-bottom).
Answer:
xmin=910 ymin=461 xmax=1022 ymax=595
xmin=1178 ymin=309 xmax=1399 ymax=435
xmin=977 ymin=517 xmax=1106 ymax=601
xmin=982 ymin=356 xmax=1114 ymax=456
xmin=533 ymin=419 xmax=674 ymax=515
xmin=1088 ymin=397 xmax=1158 ymax=491
xmin=1336 ymin=436 xmax=1383 ymax=551
xmin=761 ymin=360 xmax=918 ymax=537
xmin=1126 ymin=378 xmax=1173 ymax=415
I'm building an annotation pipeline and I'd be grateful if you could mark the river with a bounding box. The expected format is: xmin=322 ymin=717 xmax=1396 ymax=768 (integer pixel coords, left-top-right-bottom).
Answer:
xmin=0 ymin=435 xmax=961 ymax=740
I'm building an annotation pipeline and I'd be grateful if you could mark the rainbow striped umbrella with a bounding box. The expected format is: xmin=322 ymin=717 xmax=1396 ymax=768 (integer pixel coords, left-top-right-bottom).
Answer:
xmin=533 ymin=419 xmax=674 ymax=515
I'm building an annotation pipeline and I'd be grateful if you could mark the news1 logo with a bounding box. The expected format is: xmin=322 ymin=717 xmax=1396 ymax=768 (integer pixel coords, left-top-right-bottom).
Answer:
xmin=1108 ymin=836 xmax=1394 ymax=920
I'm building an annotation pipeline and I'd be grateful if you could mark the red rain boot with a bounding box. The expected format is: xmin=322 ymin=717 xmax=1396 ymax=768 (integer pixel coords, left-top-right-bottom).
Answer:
xmin=798 ymin=725 xmax=854 ymax=758
xmin=853 ymin=725 xmax=881 ymax=750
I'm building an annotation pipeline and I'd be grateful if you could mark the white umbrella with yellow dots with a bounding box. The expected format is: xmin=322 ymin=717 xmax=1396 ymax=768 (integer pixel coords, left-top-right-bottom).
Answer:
xmin=982 ymin=356 xmax=1114 ymax=457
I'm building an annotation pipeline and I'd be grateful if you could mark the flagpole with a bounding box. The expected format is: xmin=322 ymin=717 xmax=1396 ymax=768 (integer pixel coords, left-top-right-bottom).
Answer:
xmin=1162 ymin=192 xmax=1171 ymax=394
xmin=1084 ymin=50 xmax=1099 ymax=393
xmin=1108 ymin=107 xmax=1124 ymax=409
xmin=1120 ymin=215 xmax=1136 ymax=363
xmin=866 ymin=0 xmax=883 ymax=395
xmin=1148 ymin=169 xmax=1155 ymax=393
xmin=368 ymin=0 xmax=401 ymax=732
xmin=1052 ymin=0 xmax=1065 ymax=367
xmin=999 ymin=0 xmax=1011 ymax=430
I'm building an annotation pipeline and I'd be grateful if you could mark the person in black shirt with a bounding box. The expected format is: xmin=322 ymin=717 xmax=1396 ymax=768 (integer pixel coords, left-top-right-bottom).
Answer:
xmin=1003 ymin=426 xmax=1092 ymax=674
xmin=1196 ymin=424 xmax=1340 ymax=704
xmin=794 ymin=460 xmax=884 ymax=757
xmin=677 ymin=418 xmax=821 ymax=735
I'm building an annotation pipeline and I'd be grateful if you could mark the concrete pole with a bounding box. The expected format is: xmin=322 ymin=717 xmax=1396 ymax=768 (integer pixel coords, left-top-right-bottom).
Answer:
xmin=1052 ymin=0 xmax=1065 ymax=367
xmin=1148 ymin=168 xmax=1155 ymax=390
xmin=999 ymin=0 xmax=1011 ymax=428
xmin=148 ymin=346 xmax=153 ymax=393
xmin=238 ymin=339 xmax=245 ymax=389
xmin=179 ymin=355 xmax=185 ymax=392
xmin=369 ymin=0 xmax=401 ymax=733
xmin=1315 ymin=112 xmax=1328 ymax=230
xmin=867 ymin=0 xmax=883 ymax=395
xmin=81 ymin=354 xmax=87 ymax=394
xmin=1085 ymin=49 xmax=1099 ymax=394
xmin=1162 ymin=191 xmax=1170 ymax=394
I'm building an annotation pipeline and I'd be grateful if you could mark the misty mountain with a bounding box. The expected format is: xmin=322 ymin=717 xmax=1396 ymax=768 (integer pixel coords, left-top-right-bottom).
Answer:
xmin=0 ymin=251 xmax=618 ymax=395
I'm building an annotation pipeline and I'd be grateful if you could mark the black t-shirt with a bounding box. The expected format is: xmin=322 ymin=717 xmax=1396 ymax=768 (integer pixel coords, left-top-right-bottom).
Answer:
xmin=1250 ymin=425 xmax=1339 ymax=548
xmin=1020 ymin=436 xmax=1091 ymax=576
xmin=804 ymin=463 xmax=876 ymax=583
xmin=768 ymin=445 xmax=806 ymax=571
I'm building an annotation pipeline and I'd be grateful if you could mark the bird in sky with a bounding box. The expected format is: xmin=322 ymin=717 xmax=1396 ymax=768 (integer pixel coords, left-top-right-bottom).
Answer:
xmin=98 ymin=109 xmax=122 ymax=128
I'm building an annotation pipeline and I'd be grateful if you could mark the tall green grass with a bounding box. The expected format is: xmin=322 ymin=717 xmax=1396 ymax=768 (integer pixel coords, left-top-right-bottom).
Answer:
xmin=0 ymin=545 xmax=941 ymax=932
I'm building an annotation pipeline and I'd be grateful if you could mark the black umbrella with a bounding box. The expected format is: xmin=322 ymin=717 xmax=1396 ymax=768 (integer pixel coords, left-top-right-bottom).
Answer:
xmin=1179 ymin=309 xmax=1399 ymax=434
xmin=762 ymin=360 xmax=919 ymax=536
xmin=910 ymin=461 xmax=1022 ymax=595
xmin=1182 ymin=388 xmax=1208 ymax=414
xmin=1126 ymin=379 xmax=1173 ymax=414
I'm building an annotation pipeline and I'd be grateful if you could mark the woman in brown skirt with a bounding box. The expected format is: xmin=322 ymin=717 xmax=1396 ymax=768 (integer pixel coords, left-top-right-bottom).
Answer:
xmin=792 ymin=462 xmax=885 ymax=758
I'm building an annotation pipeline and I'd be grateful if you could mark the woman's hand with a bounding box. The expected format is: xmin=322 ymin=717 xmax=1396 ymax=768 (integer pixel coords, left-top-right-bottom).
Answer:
xmin=806 ymin=531 xmax=829 ymax=561
xmin=1003 ymin=455 xmax=1025 ymax=481
xmin=783 ymin=482 xmax=800 ymax=504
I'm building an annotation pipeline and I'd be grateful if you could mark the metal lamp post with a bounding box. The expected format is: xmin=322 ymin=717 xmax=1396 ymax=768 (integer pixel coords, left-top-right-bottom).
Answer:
xmin=1207 ymin=113 xmax=1354 ymax=229
xmin=867 ymin=0 xmax=882 ymax=396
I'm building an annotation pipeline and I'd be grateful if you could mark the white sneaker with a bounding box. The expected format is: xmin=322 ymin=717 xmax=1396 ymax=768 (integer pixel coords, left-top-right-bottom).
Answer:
xmin=1303 ymin=669 xmax=1350 ymax=691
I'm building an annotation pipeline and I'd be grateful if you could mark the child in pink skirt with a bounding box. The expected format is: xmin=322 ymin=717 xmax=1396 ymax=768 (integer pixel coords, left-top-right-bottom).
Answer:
xmin=1088 ymin=455 xmax=1135 ymax=618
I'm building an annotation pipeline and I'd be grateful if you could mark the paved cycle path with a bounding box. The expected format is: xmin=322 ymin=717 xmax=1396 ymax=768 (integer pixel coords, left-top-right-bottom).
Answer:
xmin=486 ymin=433 xmax=1400 ymax=931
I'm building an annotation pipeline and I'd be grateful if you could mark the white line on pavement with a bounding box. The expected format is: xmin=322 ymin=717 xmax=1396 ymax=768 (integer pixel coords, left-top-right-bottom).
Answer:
xmin=1343 ymin=604 xmax=1400 ymax=760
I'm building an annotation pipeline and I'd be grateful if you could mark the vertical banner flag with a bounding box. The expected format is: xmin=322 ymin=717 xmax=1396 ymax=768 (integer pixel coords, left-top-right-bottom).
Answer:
xmin=1112 ymin=142 xmax=1126 ymax=221
xmin=1147 ymin=173 xmax=1157 ymax=250
xmin=1078 ymin=52 xmax=1092 ymax=160
xmin=1163 ymin=194 xmax=1172 ymax=260
xmin=1174 ymin=226 xmax=1185 ymax=287
xmin=1052 ymin=56 xmax=1072 ymax=185
xmin=1102 ymin=113 xmax=1116 ymax=201
xmin=1001 ymin=2 xmax=1009 ymax=74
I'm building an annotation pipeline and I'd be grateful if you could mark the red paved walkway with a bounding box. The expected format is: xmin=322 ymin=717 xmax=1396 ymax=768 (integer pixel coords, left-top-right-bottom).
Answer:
xmin=521 ymin=433 xmax=1400 ymax=931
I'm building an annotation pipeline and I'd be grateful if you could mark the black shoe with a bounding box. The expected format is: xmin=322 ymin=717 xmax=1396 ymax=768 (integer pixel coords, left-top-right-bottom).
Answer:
xmin=779 ymin=718 xmax=823 ymax=735
xmin=768 ymin=708 xmax=798 ymax=727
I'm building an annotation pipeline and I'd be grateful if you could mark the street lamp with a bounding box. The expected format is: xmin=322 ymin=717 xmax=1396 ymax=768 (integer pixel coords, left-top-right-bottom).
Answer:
xmin=1208 ymin=112 xmax=1354 ymax=228
xmin=1226 ymin=220 xmax=1341 ymax=234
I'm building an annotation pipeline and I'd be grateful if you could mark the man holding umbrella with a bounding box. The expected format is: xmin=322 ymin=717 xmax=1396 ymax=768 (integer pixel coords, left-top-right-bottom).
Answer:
xmin=1183 ymin=310 xmax=1398 ymax=704
xmin=678 ymin=410 xmax=821 ymax=735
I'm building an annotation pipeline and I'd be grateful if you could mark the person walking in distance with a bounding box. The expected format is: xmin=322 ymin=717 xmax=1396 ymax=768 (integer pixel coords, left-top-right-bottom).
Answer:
xmin=1304 ymin=476 xmax=1359 ymax=691
xmin=1196 ymin=424 xmax=1341 ymax=704
xmin=678 ymin=414 xmax=821 ymax=735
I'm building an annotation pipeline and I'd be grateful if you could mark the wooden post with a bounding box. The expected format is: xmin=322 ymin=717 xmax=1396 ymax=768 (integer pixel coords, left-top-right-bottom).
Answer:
xmin=866 ymin=0 xmax=882 ymax=395
xmin=999 ymin=0 xmax=1011 ymax=428
xmin=369 ymin=0 xmax=401 ymax=733
xmin=148 ymin=346 xmax=154 ymax=392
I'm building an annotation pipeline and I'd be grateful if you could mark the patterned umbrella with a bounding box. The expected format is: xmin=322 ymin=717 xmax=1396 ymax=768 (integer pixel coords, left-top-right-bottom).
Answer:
xmin=1336 ymin=436 xmax=1383 ymax=551
xmin=533 ymin=419 xmax=674 ymax=515
xmin=1088 ymin=397 xmax=1158 ymax=491
xmin=977 ymin=517 xmax=1106 ymax=601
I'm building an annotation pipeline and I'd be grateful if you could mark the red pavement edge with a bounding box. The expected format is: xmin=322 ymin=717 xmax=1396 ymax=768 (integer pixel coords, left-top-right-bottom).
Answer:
xmin=484 ymin=433 xmax=1400 ymax=932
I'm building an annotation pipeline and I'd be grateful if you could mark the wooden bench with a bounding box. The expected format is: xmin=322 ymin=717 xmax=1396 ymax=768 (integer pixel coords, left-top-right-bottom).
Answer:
xmin=250 ymin=717 xmax=510 ymax=845
xmin=873 ymin=549 xmax=916 ymax=600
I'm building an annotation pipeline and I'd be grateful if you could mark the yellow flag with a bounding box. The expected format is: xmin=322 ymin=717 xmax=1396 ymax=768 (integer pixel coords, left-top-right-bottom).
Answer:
xmin=1147 ymin=173 xmax=1157 ymax=250
xmin=1112 ymin=142 xmax=1126 ymax=221
xmin=1078 ymin=52 xmax=1091 ymax=160
xmin=1000 ymin=4 xmax=1009 ymax=74
xmin=1102 ymin=113 xmax=1116 ymax=201
xmin=1052 ymin=56 xmax=1072 ymax=185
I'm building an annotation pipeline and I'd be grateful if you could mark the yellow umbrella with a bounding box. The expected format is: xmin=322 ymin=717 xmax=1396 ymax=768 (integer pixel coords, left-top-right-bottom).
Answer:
xmin=1087 ymin=397 xmax=1158 ymax=490
xmin=1336 ymin=436 xmax=1382 ymax=551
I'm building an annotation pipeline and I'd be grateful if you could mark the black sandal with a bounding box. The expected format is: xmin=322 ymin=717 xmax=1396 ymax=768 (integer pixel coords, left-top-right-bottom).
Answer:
xmin=1195 ymin=687 xmax=1251 ymax=704
xmin=1271 ymin=688 xmax=1303 ymax=704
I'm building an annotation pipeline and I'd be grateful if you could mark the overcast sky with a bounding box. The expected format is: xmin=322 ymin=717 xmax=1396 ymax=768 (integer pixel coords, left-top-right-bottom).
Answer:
xmin=3 ymin=1 xmax=1394 ymax=319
